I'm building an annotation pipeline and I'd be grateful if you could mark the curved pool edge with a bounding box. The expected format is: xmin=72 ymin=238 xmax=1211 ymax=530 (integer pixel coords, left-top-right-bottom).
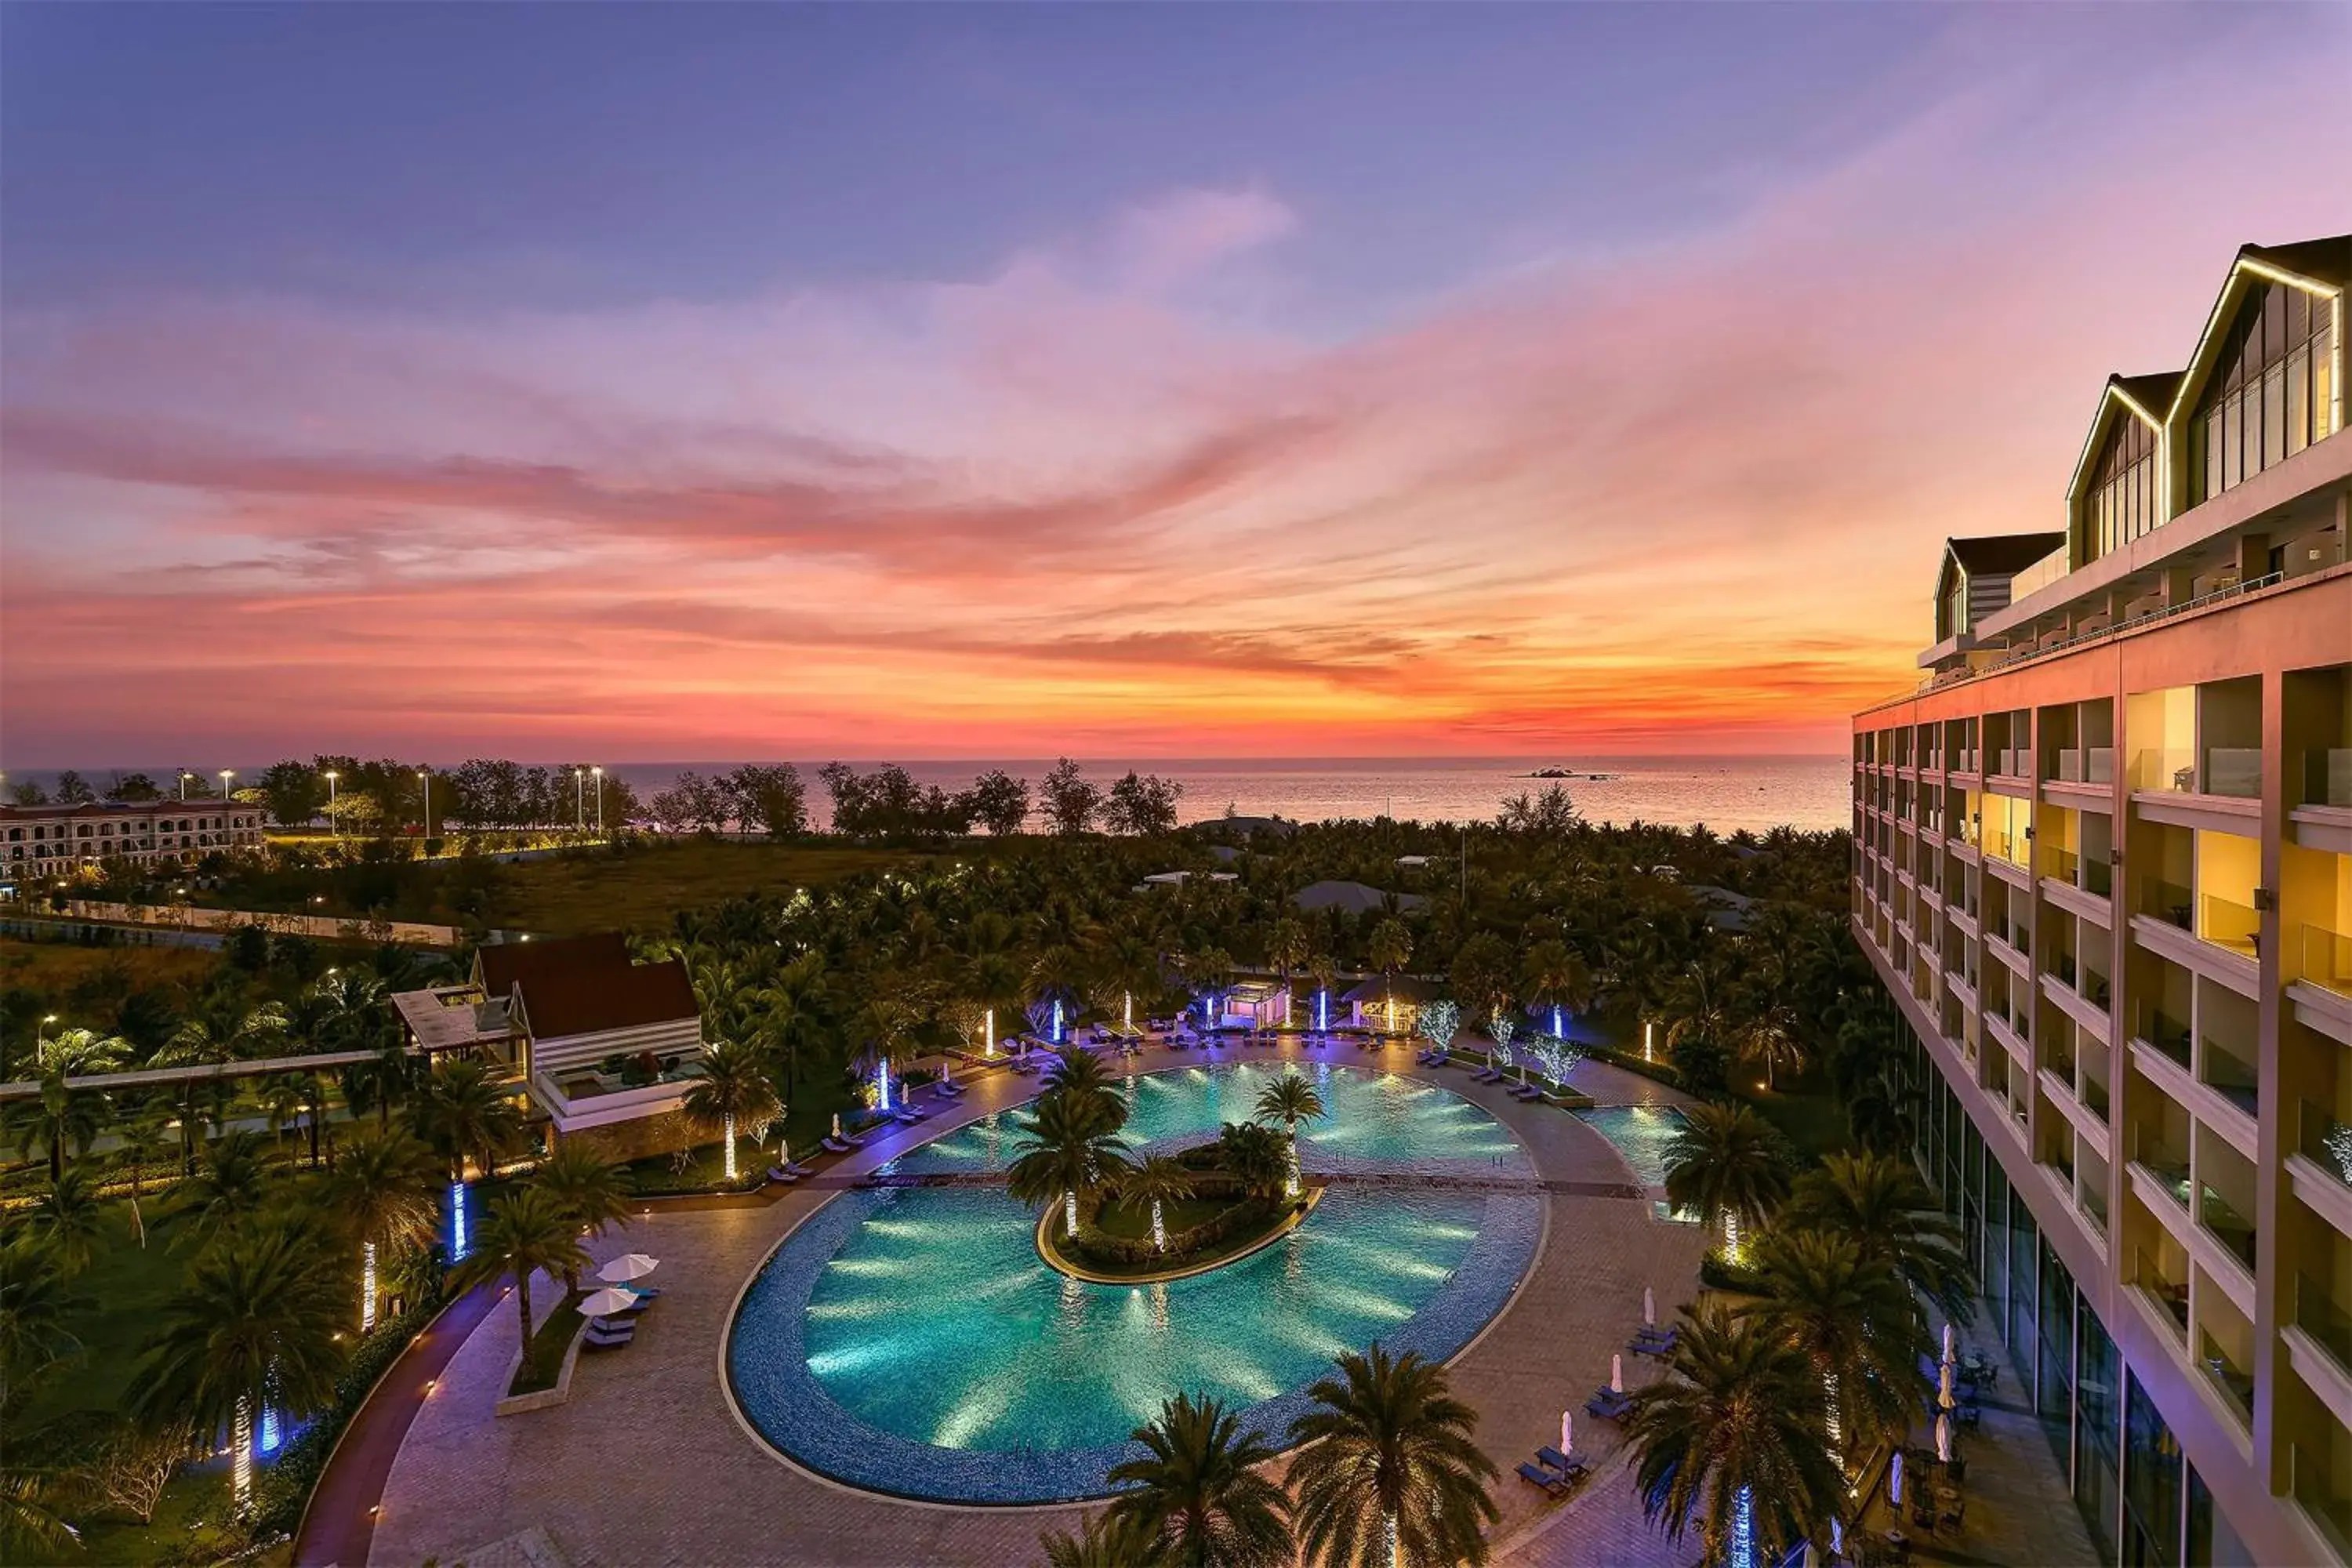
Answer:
xmin=719 ymin=1062 xmax=1549 ymax=1509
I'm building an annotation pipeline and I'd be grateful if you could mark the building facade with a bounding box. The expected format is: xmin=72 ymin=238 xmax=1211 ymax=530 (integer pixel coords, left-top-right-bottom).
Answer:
xmin=0 ymin=800 xmax=267 ymax=881
xmin=1853 ymin=235 xmax=2351 ymax=1566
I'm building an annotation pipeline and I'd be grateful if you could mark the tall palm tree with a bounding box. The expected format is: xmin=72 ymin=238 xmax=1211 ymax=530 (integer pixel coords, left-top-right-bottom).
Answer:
xmin=1628 ymin=1303 xmax=1842 ymax=1568
xmin=176 ymin=1131 xmax=274 ymax=1247
xmin=684 ymin=1039 xmax=780 ymax=1182
xmin=1103 ymin=1391 xmax=1293 ymax=1568
xmin=411 ymin=1058 xmax=524 ymax=1182
xmin=1287 ymin=1345 xmax=1500 ymax=1568
xmin=1365 ymin=920 xmax=1413 ymax=1025
xmin=35 ymin=1025 xmax=130 ymax=1079
xmin=1518 ymin=938 xmax=1595 ymax=1039
xmin=1042 ymin=1042 xmax=1117 ymax=1105
xmin=1007 ymin=1091 xmax=1133 ymax=1239
xmin=1265 ymin=917 xmax=1310 ymax=1009
xmin=1661 ymin=1103 xmax=1789 ymax=1266
xmin=1037 ymin=1508 xmax=1167 ymax=1568
xmin=0 ymin=1467 xmax=81 ymax=1558
xmin=9 ymin=1072 xmax=111 ymax=1184
xmin=27 ymin=1163 xmax=107 ymax=1278
xmin=1785 ymin=1152 xmax=1976 ymax=1324
xmin=323 ymin=1130 xmax=442 ymax=1331
xmin=1746 ymin=1229 xmax=1928 ymax=1468
xmin=0 ymin=1239 xmax=86 ymax=1414
xmin=130 ymin=1212 xmax=353 ymax=1512
xmin=1728 ymin=1004 xmax=1807 ymax=1091
xmin=448 ymin=1185 xmax=590 ymax=1359
xmin=532 ymin=1141 xmax=636 ymax=1243
xmin=1215 ymin=1121 xmax=1290 ymax=1203
xmin=1253 ymin=1072 xmax=1326 ymax=1198
xmin=1116 ymin=1156 xmax=1196 ymax=1252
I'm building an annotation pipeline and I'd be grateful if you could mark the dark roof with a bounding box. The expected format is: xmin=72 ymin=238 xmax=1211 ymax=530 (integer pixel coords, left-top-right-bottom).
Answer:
xmin=1291 ymin=879 xmax=1428 ymax=916
xmin=2242 ymin=234 xmax=2350 ymax=288
xmin=1340 ymin=973 xmax=1443 ymax=1006
xmin=0 ymin=800 xmax=258 ymax=818
xmin=476 ymin=933 xmax=699 ymax=1040
xmin=2111 ymin=371 xmax=2182 ymax=415
xmin=1946 ymin=533 xmax=2066 ymax=576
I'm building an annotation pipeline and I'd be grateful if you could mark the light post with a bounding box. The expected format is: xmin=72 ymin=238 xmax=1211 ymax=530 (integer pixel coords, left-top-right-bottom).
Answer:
xmin=573 ymin=768 xmax=585 ymax=833
xmin=591 ymin=766 xmax=604 ymax=836
xmin=416 ymin=771 xmax=431 ymax=851
xmin=180 ymin=771 xmax=194 ymax=801
xmin=220 ymin=770 xmax=234 ymax=812
xmin=324 ymin=771 xmax=339 ymax=837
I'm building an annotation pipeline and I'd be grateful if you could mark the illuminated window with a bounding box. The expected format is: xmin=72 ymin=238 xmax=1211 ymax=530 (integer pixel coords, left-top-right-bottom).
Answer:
xmin=2081 ymin=410 xmax=2158 ymax=564
xmin=2190 ymin=279 xmax=2338 ymax=504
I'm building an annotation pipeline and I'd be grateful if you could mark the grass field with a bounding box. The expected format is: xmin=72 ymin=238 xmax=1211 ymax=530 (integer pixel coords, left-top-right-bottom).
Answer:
xmin=485 ymin=840 xmax=968 ymax=935
xmin=0 ymin=938 xmax=218 ymax=996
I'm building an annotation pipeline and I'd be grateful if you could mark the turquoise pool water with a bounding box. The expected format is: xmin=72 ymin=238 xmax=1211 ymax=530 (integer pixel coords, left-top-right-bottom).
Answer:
xmin=1572 ymin=1103 xmax=1688 ymax=1188
xmin=728 ymin=1063 xmax=1542 ymax=1503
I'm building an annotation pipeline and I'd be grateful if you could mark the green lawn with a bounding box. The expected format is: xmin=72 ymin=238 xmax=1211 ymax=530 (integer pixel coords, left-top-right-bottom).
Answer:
xmin=616 ymin=1093 xmax=856 ymax=1192
xmin=511 ymin=1287 xmax=589 ymax=1395
xmin=485 ymin=839 xmax=975 ymax=935
xmin=1091 ymin=1193 xmax=1231 ymax=1242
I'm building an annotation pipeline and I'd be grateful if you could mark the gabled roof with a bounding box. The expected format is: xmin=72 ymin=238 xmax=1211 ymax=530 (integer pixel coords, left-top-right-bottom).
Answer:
xmin=2164 ymin=233 xmax=2350 ymax=427
xmin=2241 ymin=235 xmax=2351 ymax=290
xmin=1945 ymin=533 xmax=2067 ymax=576
xmin=475 ymin=933 xmax=699 ymax=1040
xmin=1340 ymin=973 xmax=1442 ymax=1006
xmin=2063 ymin=373 xmax=2176 ymax=512
xmin=1290 ymin=879 xmax=1428 ymax=916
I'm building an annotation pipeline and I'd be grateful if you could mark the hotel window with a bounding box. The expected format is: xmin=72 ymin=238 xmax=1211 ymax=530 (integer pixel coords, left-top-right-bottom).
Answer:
xmin=2190 ymin=278 xmax=2338 ymax=505
xmin=2082 ymin=410 xmax=2160 ymax=565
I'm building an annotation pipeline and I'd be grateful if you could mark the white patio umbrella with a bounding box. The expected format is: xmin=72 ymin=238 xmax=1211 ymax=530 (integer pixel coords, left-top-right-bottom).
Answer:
xmin=1642 ymin=1286 xmax=1657 ymax=1327
xmin=579 ymin=1287 xmax=640 ymax=1319
xmin=598 ymin=1253 xmax=659 ymax=1284
xmin=1559 ymin=1410 xmax=1573 ymax=1456
xmin=1610 ymin=1353 xmax=1624 ymax=1394
xmin=1935 ymin=1410 xmax=1954 ymax=1464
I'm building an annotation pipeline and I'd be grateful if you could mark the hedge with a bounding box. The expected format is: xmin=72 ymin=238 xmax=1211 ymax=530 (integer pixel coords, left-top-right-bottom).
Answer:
xmin=249 ymin=1294 xmax=445 ymax=1538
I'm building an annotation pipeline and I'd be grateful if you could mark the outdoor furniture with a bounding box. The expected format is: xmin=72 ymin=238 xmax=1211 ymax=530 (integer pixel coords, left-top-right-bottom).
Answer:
xmin=1472 ymin=1066 xmax=1504 ymax=1083
xmin=584 ymin=1325 xmax=634 ymax=1351
xmin=1515 ymin=1461 xmax=1567 ymax=1497
xmin=1632 ymin=1327 xmax=1677 ymax=1356
xmin=768 ymin=1165 xmax=802 ymax=1185
xmin=1584 ymin=1388 xmax=1634 ymax=1421
xmin=821 ymin=1135 xmax=856 ymax=1154
xmin=1535 ymin=1446 xmax=1587 ymax=1482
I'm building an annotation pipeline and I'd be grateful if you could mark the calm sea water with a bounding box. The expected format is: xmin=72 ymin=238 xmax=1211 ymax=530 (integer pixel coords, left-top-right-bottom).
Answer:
xmin=607 ymin=754 xmax=1849 ymax=834
xmin=24 ymin=754 xmax=1848 ymax=834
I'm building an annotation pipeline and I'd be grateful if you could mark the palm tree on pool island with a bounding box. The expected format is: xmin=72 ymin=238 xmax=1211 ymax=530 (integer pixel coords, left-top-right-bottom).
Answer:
xmin=1661 ymin=1102 xmax=1790 ymax=1267
xmin=1118 ymin=1155 xmax=1196 ymax=1252
xmin=1253 ymin=1071 xmax=1325 ymax=1198
xmin=1008 ymin=1087 xmax=1133 ymax=1239
xmin=1103 ymin=1391 xmax=1294 ymax=1568
xmin=1287 ymin=1343 xmax=1500 ymax=1568
xmin=449 ymin=1185 xmax=590 ymax=1366
xmin=130 ymin=1212 xmax=352 ymax=1513
xmin=1629 ymin=1302 xmax=1842 ymax=1568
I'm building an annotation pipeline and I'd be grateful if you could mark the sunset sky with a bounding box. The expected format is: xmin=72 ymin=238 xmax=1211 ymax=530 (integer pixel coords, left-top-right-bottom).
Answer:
xmin=4 ymin=4 xmax=2347 ymax=766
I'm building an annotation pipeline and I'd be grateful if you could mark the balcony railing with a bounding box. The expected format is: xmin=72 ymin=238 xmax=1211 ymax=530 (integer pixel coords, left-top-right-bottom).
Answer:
xmin=2056 ymin=746 xmax=2117 ymax=785
xmin=2131 ymin=1134 xmax=2190 ymax=1206
xmin=2198 ymin=1183 xmax=2259 ymax=1275
xmin=2201 ymin=895 xmax=2260 ymax=958
xmin=2136 ymin=746 xmax=2197 ymax=794
xmin=2302 ymin=924 xmax=2352 ymax=998
xmin=2135 ymin=1249 xmax=2190 ymax=1338
xmin=2079 ymin=1073 xmax=2111 ymax=1125
xmin=2302 ymin=747 xmax=2352 ymax=809
xmin=2296 ymin=1273 xmax=2352 ymax=1374
xmin=2142 ymin=878 xmax=2194 ymax=931
xmin=2299 ymin=1101 xmax=2352 ymax=1189
xmin=2293 ymin=1442 xmax=2352 ymax=1567
xmin=2204 ymin=747 xmax=2262 ymax=799
xmin=2202 ymin=1037 xmax=2260 ymax=1117
xmin=2041 ymin=846 xmax=2079 ymax=884
xmin=2201 ymin=1329 xmax=2255 ymax=1424
xmin=2135 ymin=1006 xmax=2193 ymax=1069
xmin=2083 ymin=857 xmax=2114 ymax=898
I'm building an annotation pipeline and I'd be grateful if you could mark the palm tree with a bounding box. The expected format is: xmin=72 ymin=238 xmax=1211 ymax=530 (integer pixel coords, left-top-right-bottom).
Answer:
xmin=1215 ymin=1121 xmax=1290 ymax=1203
xmin=1253 ymin=1072 xmax=1325 ymax=1198
xmin=1037 ymin=1508 xmax=1167 ymax=1568
xmin=1518 ymin=938 xmax=1595 ymax=1040
xmin=0 ymin=1467 xmax=81 ymax=1558
xmin=1008 ymin=1091 xmax=1133 ymax=1238
xmin=1041 ymin=1041 xmax=1117 ymax=1105
xmin=684 ymin=1039 xmax=780 ymax=1182
xmin=1265 ymin=917 xmax=1309 ymax=1008
xmin=1728 ymin=1004 xmax=1807 ymax=1091
xmin=324 ymin=1130 xmax=442 ymax=1331
xmin=1628 ymin=1303 xmax=1842 ymax=1568
xmin=1661 ymin=1103 xmax=1789 ymax=1267
xmin=27 ymin=1163 xmax=107 ymax=1278
xmin=1103 ymin=1391 xmax=1293 ymax=1568
xmin=411 ymin=1058 xmax=524 ymax=1182
xmin=1785 ymin=1152 xmax=1976 ymax=1324
xmin=1746 ymin=1229 xmax=1928 ymax=1468
xmin=1287 ymin=1345 xmax=1500 ymax=1568
xmin=448 ymin=1185 xmax=590 ymax=1359
xmin=176 ymin=1131 xmax=274 ymax=1246
xmin=9 ymin=1071 xmax=111 ymax=1184
xmin=1365 ymin=920 xmax=1413 ymax=1028
xmin=1116 ymin=1156 xmax=1196 ymax=1252
xmin=130 ymin=1211 xmax=353 ymax=1512
xmin=0 ymin=1239 xmax=86 ymax=1414
xmin=533 ymin=1141 xmax=636 ymax=1243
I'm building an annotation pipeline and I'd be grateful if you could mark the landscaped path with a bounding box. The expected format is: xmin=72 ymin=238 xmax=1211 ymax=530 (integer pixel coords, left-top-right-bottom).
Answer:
xmin=354 ymin=1043 xmax=1708 ymax=1568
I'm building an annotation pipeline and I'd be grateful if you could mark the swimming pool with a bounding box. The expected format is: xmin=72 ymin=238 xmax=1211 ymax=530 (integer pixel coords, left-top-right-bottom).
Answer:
xmin=1571 ymin=1103 xmax=1688 ymax=1189
xmin=726 ymin=1062 xmax=1543 ymax=1504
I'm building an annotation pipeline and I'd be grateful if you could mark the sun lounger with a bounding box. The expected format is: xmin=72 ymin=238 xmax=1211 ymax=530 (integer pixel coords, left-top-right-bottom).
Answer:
xmin=1516 ymin=1461 xmax=1567 ymax=1497
xmin=1536 ymin=1446 xmax=1588 ymax=1481
xmin=1585 ymin=1388 xmax=1635 ymax=1421
xmin=768 ymin=1165 xmax=802 ymax=1184
xmin=584 ymin=1327 xmax=633 ymax=1351
xmin=821 ymin=1136 xmax=855 ymax=1154
xmin=935 ymin=1080 xmax=965 ymax=1098
xmin=893 ymin=1105 xmax=930 ymax=1123
xmin=1633 ymin=1325 xmax=1677 ymax=1354
xmin=623 ymin=1285 xmax=662 ymax=1301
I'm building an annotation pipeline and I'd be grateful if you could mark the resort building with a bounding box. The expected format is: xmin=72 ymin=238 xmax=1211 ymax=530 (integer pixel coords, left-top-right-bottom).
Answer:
xmin=1851 ymin=234 xmax=2351 ymax=1566
xmin=0 ymin=799 xmax=267 ymax=880
xmin=392 ymin=933 xmax=708 ymax=1158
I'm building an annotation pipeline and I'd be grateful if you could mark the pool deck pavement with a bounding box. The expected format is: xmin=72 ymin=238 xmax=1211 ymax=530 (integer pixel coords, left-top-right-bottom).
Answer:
xmin=354 ymin=1042 xmax=1712 ymax=1567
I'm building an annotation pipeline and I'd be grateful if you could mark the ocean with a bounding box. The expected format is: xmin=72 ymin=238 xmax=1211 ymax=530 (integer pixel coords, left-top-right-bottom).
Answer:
xmin=13 ymin=756 xmax=1851 ymax=836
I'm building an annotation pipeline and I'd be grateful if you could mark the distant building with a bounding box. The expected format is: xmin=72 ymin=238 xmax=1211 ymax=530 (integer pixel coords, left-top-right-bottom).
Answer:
xmin=1686 ymin=884 xmax=1758 ymax=933
xmin=1291 ymin=879 xmax=1428 ymax=916
xmin=393 ymin=932 xmax=708 ymax=1155
xmin=1340 ymin=973 xmax=1439 ymax=1034
xmin=1 ymin=800 xmax=266 ymax=881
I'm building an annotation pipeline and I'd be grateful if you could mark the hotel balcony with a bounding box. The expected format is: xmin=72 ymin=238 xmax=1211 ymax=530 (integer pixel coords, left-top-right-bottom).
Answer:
xmin=2055 ymin=746 xmax=2118 ymax=786
xmin=2201 ymin=1312 xmax=2258 ymax=1430
xmin=2198 ymin=1134 xmax=2261 ymax=1282
xmin=2292 ymin=1424 xmax=2352 ymax=1568
xmin=2132 ymin=1240 xmax=2192 ymax=1342
xmin=2303 ymin=926 xmax=2352 ymax=999
xmin=2303 ymin=747 xmax=2352 ymax=810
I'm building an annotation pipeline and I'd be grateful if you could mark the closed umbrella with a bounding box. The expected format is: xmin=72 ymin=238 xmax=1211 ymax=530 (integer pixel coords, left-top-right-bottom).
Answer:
xmin=1889 ymin=1449 xmax=1904 ymax=1506
xmin=1935 ymin=1410 xmax=1954 ymax=1464
xmin=1943 ymin=1321 xmax=1958 ymax=1367
xmin=579 ymin=1287 xmax=641 ymax=1319
xmin=1938 ymin=1361 xmax=1956 ymax=1410
xmin=598 ymin=1254 xmax=659 ymax=1284
xmin=832 ymin=1112 xmax=844 ymax=1140
xmin=1642 ymin=1286 xmax=1656 ymax=1327
xmin=1559 ymin=1410 xmax=1573 ymax=1456
xmin=1610 ymin=1353 xmax=1624 ymax=1394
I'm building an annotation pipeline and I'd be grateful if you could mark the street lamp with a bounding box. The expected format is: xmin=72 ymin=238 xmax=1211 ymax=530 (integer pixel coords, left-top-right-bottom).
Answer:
xmin=416 ymin=771 xmax=431 ymax=850
xmin=180 ymin=771 xmax=195 ymax=801
xmin=591 ymin=766 xmax=604 ymax=836
xmin=574 ymin=768 xmax=585 ymax=833
xmin=324 ymin=771 xmax=339 ymax=837
xmin=220 ymin=769 xmax=234 ymax=803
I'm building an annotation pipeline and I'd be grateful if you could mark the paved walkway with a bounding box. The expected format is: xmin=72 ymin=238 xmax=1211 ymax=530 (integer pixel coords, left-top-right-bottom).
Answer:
xmin=358 ymin=1042 xmax=1710 ymax=1567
